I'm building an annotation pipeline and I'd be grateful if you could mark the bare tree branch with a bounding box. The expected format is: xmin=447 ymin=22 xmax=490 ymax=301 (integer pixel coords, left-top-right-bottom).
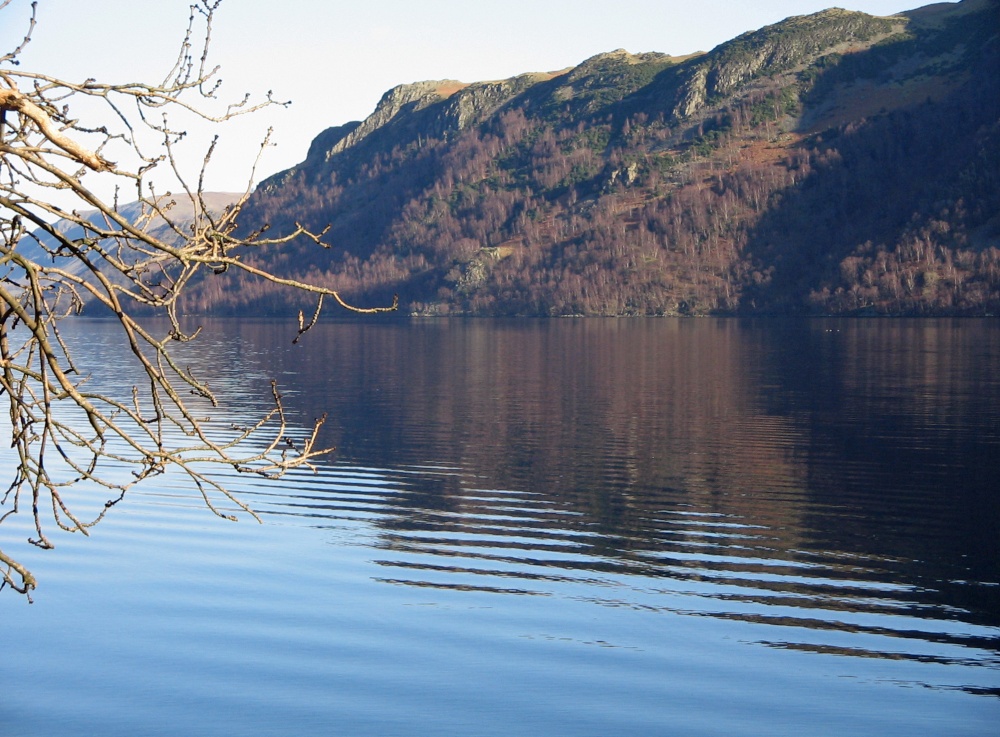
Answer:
xmin=0 ymin=80 xmax=114 ymax=170
xmin=0 ymin=0 xmax=395 ymax=599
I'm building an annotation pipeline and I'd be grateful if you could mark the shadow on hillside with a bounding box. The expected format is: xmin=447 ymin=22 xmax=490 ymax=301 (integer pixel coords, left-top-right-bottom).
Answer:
xmin=739 ymin=17 xmax=1000 ymax=313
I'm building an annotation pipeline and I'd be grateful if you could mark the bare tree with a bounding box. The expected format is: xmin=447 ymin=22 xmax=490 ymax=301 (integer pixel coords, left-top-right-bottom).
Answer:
xmin=0 ymin=0 xmax=396 ymax=598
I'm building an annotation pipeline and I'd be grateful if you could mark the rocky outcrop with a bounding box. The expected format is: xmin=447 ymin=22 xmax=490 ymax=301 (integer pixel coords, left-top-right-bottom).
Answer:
xmin=438 ymin=73 xmax=554 ymax=130
xmin=300 ymin=74 xmax=557 ymax=166
xmin=323 ymin=80 xmax=465 ymax=159
xmin=304 ymin=121 xmax=361 ymax=164
xmin=671 ymin=9 xmax=901 ymax=118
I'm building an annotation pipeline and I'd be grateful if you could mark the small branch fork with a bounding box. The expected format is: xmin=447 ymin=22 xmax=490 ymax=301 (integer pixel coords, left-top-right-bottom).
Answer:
xmin=0 ymin=1 xmax=396 ymax=599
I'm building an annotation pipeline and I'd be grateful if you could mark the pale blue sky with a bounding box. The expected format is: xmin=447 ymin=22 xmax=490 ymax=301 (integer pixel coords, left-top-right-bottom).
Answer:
xmin=2 ymin=0 xmax=937 ymax=192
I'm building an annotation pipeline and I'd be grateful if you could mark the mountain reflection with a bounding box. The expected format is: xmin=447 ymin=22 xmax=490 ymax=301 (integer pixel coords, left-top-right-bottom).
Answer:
xmin=46 ymin=317 xmax=995 ymax=690
xmin=176 ymin=316 xmax=999 ymax=687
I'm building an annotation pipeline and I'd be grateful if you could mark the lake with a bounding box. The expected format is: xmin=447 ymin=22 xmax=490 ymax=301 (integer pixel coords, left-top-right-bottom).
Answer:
xmin=3 ymin=317 xmax=999 ymax=736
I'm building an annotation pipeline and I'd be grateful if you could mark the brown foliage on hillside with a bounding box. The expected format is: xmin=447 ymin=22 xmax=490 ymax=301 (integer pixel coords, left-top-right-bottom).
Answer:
xmin=178 ymin=0 xmax=1000 ymax=317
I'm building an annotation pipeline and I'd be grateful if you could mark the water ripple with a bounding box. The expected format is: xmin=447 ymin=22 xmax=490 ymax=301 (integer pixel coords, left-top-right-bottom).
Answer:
xmin=221 ymin=459 xmax=1000 ymax=699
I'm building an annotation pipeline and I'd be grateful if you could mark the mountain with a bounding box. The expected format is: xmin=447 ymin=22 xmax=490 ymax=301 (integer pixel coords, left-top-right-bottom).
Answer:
xmin=22 ymin=192 xmax=241 ymax=284
xmin=180 ymin=0 xmax=999 ymax=316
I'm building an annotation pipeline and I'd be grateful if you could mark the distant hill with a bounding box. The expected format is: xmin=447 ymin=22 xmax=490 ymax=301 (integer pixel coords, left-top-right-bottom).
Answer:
xmin=22 ymin=192 xmax=241 ymax=306
xmin=180 ymin=0 xmax=1000 ymax=316
xmin=24 ymin=192 xmax=241 ymax=264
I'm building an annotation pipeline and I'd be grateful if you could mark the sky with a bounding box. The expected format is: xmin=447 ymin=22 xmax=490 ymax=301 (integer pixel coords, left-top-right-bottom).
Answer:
xmin=1 ymin=0 xmax=938 ymax=194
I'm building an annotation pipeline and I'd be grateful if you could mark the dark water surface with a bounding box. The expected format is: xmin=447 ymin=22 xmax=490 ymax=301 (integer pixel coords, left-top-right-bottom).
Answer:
xmin=3 ymin=317 xmax=999 ymax=736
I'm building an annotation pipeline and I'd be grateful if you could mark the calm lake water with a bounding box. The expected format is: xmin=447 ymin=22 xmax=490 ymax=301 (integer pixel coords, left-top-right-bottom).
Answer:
xmin=3 ymin=317 xmax=999 ymax=736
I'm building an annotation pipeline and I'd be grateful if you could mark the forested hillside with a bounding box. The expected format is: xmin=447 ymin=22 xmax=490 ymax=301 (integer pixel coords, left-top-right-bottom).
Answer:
xmin=183 ymin=0 xmax=1000 ymax=316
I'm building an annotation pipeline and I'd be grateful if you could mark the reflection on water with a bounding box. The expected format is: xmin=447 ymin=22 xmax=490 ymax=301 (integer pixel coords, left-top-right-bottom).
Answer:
xmin=221 ymin=318 xmax=1000 ymax=688
xmin=3 ymin=317 xmax=999 ymax=735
